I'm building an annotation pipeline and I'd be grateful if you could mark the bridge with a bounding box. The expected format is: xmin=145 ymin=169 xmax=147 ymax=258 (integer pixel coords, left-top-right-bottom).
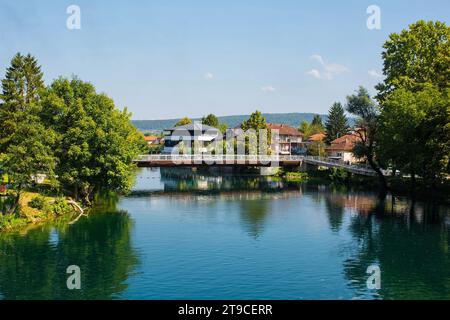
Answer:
xmin=134 ymin=154 xmax=378 ymax=176
xmin=303 ymin=156 xmax=378 ymax=176
xmin=134 ymin=154 xmax=304 ymax=167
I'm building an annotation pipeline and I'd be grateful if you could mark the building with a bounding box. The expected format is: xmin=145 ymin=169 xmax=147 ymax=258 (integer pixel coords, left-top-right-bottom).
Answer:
xmin=325 ymin=133 xmax=360 ymax=163
xmin=162 ymin=122 xmax=221 ymax=154
xmin=267 ymin=124 xmax=304 ymax=155
xmin=307 ymin=133 xmax=326 ymax=143
xmin=144 ymin=135 xmax=161 ymax=146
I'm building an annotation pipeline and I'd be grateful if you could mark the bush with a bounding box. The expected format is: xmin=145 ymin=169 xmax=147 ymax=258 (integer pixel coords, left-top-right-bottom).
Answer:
xmin=28 ymin=195 xmax=47 ymax=210
xmin=284 ymin=172 xmax=309 ymax=182
xmin=50 ymin=198 xmax=73 ymax=216
xmin=329 ymin=167 xmax=348 ymax=183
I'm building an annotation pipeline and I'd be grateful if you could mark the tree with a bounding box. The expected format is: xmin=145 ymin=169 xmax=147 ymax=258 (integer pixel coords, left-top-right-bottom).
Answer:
xmin=0 ymin=53 xmax=44 ymax=153
xmin=378 ymin=85 xmax=449 ymax=188
xmin=376 ymin=20 xmax=450 ymax=101
xmin=311 ymin=115 xmax=324 ymax=130
xmin=325 ymin=102 xmax=348 ymax=144
xmin=241 ymin=110 xmax=271 ymax=155
xmin=201 ymin=113 xmax=228 ymax=133
xmin=1 ymin=114 xmax=56 ymax=214
xmin=298 ymin=121 xmax=311 ymax=137
xmin=40 ymin=77 xmax=146 ymax=203
xmin=298 ymin=118 xmax=324 ymax=139
xmin=346 ymin=86 xmax=387 ymax=192
xmin=375 ymin=20 xmax=450 ymax=190
xmin=201 ymin=114 xmax=219 ymax=128
xmin=175 ymin=117 xmax=192 ymax=127
xmin=0 ymin=53 xmax=53 ymax=214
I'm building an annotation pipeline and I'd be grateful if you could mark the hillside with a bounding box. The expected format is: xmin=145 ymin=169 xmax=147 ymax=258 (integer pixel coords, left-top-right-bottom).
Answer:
xmin=132 ymin=113 xmax=328 ymax=131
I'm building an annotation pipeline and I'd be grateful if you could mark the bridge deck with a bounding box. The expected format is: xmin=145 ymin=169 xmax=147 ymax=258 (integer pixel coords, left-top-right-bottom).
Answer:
xmin=134 ymin=155 xmax=303 ymax=167
xmin=133 ymin=155 xmax=379 ymax=176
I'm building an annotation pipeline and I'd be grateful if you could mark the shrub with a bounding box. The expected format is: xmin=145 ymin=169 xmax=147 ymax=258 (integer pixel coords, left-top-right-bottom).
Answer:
xmin=28 ymin=195 xmax=47 ymax=210
xmin=284 ymin=172 xmax=309 ymax=182
xmin=329 ymin=167 xmax=348 ymax=183
xmin=50 ymin=198 xmax=73 ymax=216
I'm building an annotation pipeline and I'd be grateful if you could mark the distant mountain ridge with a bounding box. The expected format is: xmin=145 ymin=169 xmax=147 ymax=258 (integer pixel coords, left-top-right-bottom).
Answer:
xmin=132 ymin=113 xmax=329 ymax=131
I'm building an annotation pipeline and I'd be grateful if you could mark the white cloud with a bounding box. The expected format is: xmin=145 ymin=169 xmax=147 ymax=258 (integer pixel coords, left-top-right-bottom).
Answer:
xmin=368 ymin=69 xmax=383 ymax=78
xmin=306 ymin=69 xmax=322 ymax=79
xmin=261 ymin=85 xmax=276 ymax=92
xmin=204 ymin=72 xmax=214 ymax=80
xmin=307 ymin=54 xmax=348 ymax=80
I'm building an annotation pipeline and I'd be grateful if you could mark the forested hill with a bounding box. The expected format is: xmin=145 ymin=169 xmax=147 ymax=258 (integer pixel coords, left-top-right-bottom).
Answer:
xmin=132 ymin=113 xmax=328 ymax=131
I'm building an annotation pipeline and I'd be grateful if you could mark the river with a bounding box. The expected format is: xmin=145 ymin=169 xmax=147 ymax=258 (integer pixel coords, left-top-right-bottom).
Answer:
xmin=0 ymin=167 xmax=449 ymax=300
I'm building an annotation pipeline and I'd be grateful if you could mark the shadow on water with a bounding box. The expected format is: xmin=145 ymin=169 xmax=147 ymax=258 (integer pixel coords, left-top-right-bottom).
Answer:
xmin=0 ymin=201 xmax=138 ymax=300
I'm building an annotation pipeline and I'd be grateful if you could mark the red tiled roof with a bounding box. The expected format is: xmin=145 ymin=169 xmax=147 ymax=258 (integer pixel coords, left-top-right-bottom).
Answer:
xmin=144 ymin=135 xmax=159 ymax=141
xmin=267 ymin=123 xmax=301 ymax=136
xmin=307 ymin=133 xmax=326 ymax=142
xmin=326 ymin=134 xmax=360 ymax=152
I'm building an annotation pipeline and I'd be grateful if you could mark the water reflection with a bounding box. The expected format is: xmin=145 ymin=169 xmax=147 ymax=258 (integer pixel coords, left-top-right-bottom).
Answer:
xmin=321 ymin=190 xmax=450 ymax=299
xmin=0 ymin=207 xmax=138 ymax=300
xmin=132 ymin=167 xmax=299 ymax=194
xmin=1 ymin=167 xmax=449 ymax=300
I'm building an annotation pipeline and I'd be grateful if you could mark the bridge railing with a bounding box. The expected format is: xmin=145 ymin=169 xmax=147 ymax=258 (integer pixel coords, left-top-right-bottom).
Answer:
xmin=135 ymin=154 xmax=304 ymax=163
xmin=304 ymin=156 xmax=377 ymax=174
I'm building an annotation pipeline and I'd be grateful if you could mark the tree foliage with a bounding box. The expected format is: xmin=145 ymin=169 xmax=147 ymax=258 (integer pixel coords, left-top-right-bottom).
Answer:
xmin=376 ymin=20 xmax=450 ymax=101
xmin=40 ymin=78 xmax=146 ymax=203
xmin=201 ymin=113 xmax=228 ymax=132
xmin=346 ymin=86 xmax=387 ymax=191
xmin=378 ymin=85 xmax=449 ymax=186
xmin=375 ymin=20 xmax=450 ymax=189
xmin=325 ymin=102 xmax=348 ymax=144
xmin=175 ymin=117 xmax=192 ymax=127
xmin=0 ymin=54 xmax=146 ymax=213
xmin=0 ymin=53 xmax=55 ymax=214
xmin=241 ymin=110 xmax=271 ymax=155
xmin=298 ymin=118 xmax=325 ymax=139
xmin=311 ymin=115 xmax=324 ymax=130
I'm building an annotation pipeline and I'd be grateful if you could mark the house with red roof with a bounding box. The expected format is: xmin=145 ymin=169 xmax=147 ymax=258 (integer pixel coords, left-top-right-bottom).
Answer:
xmin=267 ymin=123 xmax=304 ymax=155
xmin=325 ymin=133 xmax=361 ymax=163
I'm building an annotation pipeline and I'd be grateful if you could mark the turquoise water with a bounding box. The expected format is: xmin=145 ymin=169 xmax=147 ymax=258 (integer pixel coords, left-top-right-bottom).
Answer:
xmin=0 ymin=168 xmax=449 ymax=299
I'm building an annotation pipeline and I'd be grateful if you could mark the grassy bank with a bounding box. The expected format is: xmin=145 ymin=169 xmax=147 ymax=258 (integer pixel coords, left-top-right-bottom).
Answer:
xmin=0 ymin=191 xmax=81 ymax=232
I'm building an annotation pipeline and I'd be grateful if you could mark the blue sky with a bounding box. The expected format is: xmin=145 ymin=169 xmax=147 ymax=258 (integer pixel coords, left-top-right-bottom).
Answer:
xmin=0 ymin=0 xmax=449 ymax=120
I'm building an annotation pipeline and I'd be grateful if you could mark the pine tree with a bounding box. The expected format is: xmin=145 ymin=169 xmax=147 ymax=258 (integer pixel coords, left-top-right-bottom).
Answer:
xmin=325 ymin=102 xmax=348 ymax=144
xmin=0 ymin=53 xmax=44 ymax=152
xmin=311 ymin=115 xmax=324 ymax=130
xmin=0 ymin=53 xmax=53 ymax=214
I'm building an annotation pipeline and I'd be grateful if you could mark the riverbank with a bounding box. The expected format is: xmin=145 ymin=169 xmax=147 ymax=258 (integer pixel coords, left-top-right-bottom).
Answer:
xmin=0 ymin=191 xmax=82 ymax=232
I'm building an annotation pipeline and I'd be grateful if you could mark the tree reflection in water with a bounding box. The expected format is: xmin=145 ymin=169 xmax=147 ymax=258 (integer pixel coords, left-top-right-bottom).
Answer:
xmin=0 ymin=206 xmax=138 ymax=300
xmin=323 ymin=190 xmax=450 ymax=299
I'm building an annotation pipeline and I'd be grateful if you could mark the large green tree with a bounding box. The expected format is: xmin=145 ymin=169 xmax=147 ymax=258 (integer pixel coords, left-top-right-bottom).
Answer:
xmin=346 ymin=86 xmax=387 ymax=192
xmin=325 ymin=102 xmax=348 ymax=144
xmin=375 ymin=20 xmax=450 ymax=189
xmin=376 ymin=20 xmax=450 ymax=101
xmin=378 ymin=85 xmax=449 ymax=187
xmin=40 ymin=77 xmax=146 ymax=203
